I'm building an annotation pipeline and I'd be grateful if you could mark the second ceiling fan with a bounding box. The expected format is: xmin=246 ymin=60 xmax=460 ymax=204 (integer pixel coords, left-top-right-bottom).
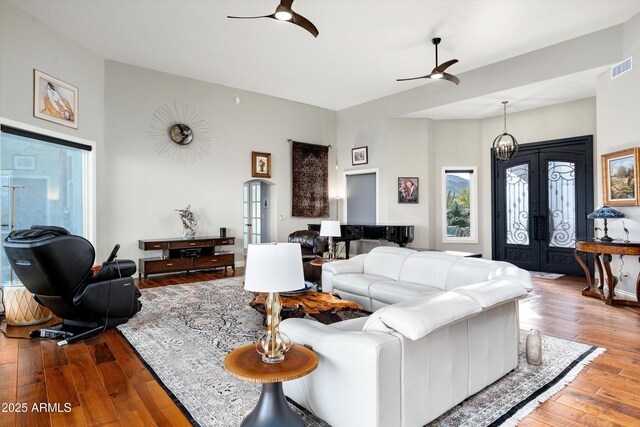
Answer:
xmin=227 ymin=0 xmax=319 ymax=38
xmin=398 ymin=38 xmax=460 ymax=85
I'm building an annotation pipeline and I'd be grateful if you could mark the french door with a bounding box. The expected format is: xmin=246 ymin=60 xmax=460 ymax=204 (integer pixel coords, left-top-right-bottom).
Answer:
xmin=243 ymin=180 xmax=273 ymax=251
xmin=492 ymin=136 xmax=593 ymax=275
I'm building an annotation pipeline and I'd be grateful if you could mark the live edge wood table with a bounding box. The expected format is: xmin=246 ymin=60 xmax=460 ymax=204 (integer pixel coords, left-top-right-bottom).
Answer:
xmin=574 ymin=240 xmax=640 ymax=307
xmin=250 ymin=291 xmax=363 ymax=325
xmin=138 ymin=236 xmax=235 ymax=279
xmin=224 ymin=344 xmax=318 ymax=427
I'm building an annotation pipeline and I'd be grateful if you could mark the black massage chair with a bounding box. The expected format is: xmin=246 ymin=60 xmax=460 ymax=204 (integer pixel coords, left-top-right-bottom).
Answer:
xmin=3 ymin=226 xmax=142 ymax=344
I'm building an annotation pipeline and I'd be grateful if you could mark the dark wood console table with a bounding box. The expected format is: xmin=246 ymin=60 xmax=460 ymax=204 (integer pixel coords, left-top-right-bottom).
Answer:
xmin=574 ymin=240 xmax=640 ymax=307
xmin=138 ymin=236 xmax=235 ymax=279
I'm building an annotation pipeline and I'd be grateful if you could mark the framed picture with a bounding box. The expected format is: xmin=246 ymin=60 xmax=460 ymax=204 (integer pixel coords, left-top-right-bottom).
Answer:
xmin=252 ymin=151 xmax=271 ymax=178
xmin=13 ymin=155 xmax=36 ymax=171
xmin=352 ymin=146 xmax=368 ymax=166
xmin=398 ymin=177 xmax=419 ymax=203
xmin=33 ymin=69 xmax=78 ymax=129
xmin=602 ymin=148 xmax=640 ymax=206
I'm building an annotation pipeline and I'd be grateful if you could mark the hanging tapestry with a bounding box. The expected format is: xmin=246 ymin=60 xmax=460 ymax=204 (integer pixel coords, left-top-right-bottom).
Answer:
xmin=292 ymin=141 xmax=329 ymax=217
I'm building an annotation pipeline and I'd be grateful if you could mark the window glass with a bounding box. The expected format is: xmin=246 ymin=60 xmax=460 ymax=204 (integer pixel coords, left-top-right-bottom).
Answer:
xmin=443 ymin=168 xmax=477 ymax=243
xmin=1 ymin=130 xmax=85 ymax=283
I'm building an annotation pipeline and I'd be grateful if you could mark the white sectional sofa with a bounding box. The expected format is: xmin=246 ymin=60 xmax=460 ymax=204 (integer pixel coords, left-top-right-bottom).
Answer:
xmin=322 ymin=246 xmax=532 ymax=311
xmin=280 ymin=247 xmax=533 ymax=427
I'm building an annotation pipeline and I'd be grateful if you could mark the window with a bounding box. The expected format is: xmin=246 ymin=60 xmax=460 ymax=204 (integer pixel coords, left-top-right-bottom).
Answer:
xmin=1 ymin=125 xmax=92 ymax=284
xmin=442 ymin=167 xmax=478 ymax=243
xmin=345 ymin=170 xmax=378 ymax=225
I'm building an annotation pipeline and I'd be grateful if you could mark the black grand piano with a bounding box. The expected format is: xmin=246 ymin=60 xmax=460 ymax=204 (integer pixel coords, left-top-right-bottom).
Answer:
xmin=308 ymin=224 xmax=414 ymax=259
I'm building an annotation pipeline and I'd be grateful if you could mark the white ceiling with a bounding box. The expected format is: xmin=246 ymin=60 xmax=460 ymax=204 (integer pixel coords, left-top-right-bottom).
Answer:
xmin=404 ymin=67 xmax=609 ymax=120
xmin=11 ymin=0 xmax=640 ymax=111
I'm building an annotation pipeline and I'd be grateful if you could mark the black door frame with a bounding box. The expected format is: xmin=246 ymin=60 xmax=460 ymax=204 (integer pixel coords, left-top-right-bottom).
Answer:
xmin=491 ymin=135 xmax=594 ymax=274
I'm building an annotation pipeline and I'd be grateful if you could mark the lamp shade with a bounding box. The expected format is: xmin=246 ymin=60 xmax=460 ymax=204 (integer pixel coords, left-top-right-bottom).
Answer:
xmin=244 ymin=243 xmax=304 ymax=292
xmin=320 ymin=220 xmax=341 ymax=237
xmin=587 ymin=206 xmax=625 ymax=219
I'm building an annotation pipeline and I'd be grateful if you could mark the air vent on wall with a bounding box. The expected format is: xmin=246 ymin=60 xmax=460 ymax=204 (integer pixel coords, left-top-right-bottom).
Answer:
xmin=611 ymin=57 xmax=632 ymax=79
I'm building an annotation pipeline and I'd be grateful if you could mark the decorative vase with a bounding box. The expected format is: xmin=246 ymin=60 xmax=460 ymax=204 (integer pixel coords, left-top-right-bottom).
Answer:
xmin=526 ymin=329 xmax=543 ymax=366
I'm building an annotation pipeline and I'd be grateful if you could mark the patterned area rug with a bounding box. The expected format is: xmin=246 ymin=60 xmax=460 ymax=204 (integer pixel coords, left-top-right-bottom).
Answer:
xmin=118 ymin=277 xmax=604 ymax=427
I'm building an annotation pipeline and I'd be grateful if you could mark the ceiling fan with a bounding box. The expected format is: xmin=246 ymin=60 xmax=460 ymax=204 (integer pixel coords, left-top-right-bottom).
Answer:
xmin=397 ymin=38 xmax=460 ymax=85
xmin=227 ymin=0 xmax=319 ymax=38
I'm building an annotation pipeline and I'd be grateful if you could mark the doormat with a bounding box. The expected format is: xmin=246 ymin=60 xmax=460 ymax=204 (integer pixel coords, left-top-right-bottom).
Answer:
xmin=529 ymin=271 xmax=565 ymax=280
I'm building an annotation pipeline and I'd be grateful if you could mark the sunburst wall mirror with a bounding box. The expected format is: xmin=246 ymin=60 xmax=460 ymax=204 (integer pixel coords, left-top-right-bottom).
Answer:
xmin=149 ymin=104 xmax=211 ymax=165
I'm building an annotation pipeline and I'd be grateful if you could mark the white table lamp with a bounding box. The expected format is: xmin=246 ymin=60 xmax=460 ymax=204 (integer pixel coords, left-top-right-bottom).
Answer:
xmin=320 ymin=220 xmax=341 ymax=260
xmin=245 ymin=243 xmax=304 ymax=363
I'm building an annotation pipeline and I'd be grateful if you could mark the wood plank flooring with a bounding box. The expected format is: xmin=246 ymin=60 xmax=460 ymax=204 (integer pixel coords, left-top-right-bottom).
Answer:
xmin=2 ymin=270 xmax=640 ymax=426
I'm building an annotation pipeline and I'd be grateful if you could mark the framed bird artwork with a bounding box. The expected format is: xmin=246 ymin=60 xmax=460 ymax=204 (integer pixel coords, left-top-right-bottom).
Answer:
xmin=33 ymin=69 xmax=79 ymax=129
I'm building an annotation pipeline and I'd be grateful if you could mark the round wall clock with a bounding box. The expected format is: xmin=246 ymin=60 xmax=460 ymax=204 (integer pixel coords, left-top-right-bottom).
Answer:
xmin=149 ymin=103 xmax=211 ymax=165
xmin=169 ymin=123 xmax=193 ymax=145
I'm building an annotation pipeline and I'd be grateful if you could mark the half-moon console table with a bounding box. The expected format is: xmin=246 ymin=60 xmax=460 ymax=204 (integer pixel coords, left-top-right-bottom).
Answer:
xmin=574 ymin=240 xmax=640 ymax=307
xmin=138 ymin=236 xmax=235 ymax=280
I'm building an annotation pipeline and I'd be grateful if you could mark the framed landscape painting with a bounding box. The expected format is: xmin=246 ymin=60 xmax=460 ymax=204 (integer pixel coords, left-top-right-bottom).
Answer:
xmin=33 ymin=69 xmax=78 ymax=129
xmin=602 ymin=147 xmax=640 ymax=206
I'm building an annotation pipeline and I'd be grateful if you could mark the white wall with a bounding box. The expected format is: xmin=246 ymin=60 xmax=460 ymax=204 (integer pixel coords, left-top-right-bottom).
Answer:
xmin=0 ymin=2 xmax=104 ymax=145
xmin=102 ymin=61 xmax=337 ymax=264
xmin=336 ymin=22 xmax=614 ymax=258
xmin=0 ymin=2 xmax=103 ymax=251
xmin=594 ymin=11 xmax=640 ymax=296
xmin=430 ymin=119 xmax=483 ymax=253
xmin=337 ymin=113 xmax=432 ymax=252
xmin=425 ymin=98 xmax=597 ymax=258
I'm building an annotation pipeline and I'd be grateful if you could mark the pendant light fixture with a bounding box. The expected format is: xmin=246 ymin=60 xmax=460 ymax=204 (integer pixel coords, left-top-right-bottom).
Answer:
xmin=493 ymin=101 xmax=518 ymax=161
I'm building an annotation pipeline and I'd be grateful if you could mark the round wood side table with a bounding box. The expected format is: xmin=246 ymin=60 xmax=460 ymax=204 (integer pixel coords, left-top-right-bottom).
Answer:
xmin=308 ymin=258 xmax=328 ymax=291
xmin=308 ymin=258 xmax=328 ymax=268
xmin=224 ymin=343 xmax=318 ymax=427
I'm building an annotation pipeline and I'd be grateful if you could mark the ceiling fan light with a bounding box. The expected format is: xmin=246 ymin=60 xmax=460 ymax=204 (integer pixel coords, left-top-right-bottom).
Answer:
xmin=431 ymin=73 xmax=443 ymax=79
xmin=275 ymin=8 xmax=293 ymax=21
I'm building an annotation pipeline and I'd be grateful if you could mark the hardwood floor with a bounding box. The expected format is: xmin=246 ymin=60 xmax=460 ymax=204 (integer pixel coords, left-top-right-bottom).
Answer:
xmin=2 ymin=270 xmax=640 ymax=426
xmin=0 ymin=268 xmax=241 ymax=427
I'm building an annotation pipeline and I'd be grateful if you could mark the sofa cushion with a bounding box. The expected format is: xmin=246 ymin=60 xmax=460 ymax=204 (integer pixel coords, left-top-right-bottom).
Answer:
xmin=380 ymin=293 xmax=481 ymax=340
xmin=332 ymin=316 xmax=369 ymax=332
xmin=398 ymin=252 xmax=462 ymax=290
xmin=452 ymin=279 xmax=528 ymax=309
xmin=363 ymin=247 xmax=416 ymax=281
xmin=369 ymin=281 xmax=441 ymax=306
xmin=332 ymin=273 xmax=385 ymax=297
xmin=323 ymin=254 xmax=366 ymax=275
xmin=362 ymin=306 xmax=394 ymax=333
xmin=488 ymin=264 xmax=534 ymax=291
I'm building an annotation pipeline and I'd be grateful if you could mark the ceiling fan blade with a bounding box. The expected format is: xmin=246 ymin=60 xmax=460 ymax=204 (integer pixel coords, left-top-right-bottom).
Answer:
xmin=227 ymin=14 xmax=276 ymax=20
xmin=396 ymin=74 xmax=431 ymax=82
xmin=441 ymin=72 xmax=460 ymax=85
xmin=434 ymin=59 xmax=458 ymax=73
xmin=280 ymin=0 xmax=294 ymax=8
xmin=291 ymin=11 xmax=319 ymax=37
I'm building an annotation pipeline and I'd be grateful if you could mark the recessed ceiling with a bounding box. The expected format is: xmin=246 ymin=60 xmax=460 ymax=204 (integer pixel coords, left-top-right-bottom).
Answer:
xmin=403 ymin=67 xmax=609 ymax=120
xmin=10 ymin=0 xmax=640 ymax=111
